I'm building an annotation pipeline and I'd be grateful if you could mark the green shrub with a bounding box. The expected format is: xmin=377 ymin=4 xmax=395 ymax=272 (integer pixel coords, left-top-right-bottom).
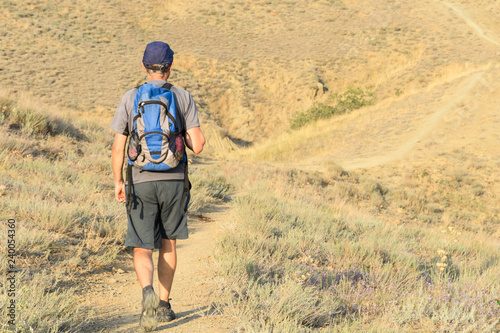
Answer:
xmin=331 ymin=87 xmax=375 ymax=112
xmin=289 ymin=103 xmax=337 ymax=129
xmin=290 ymin=88 xmax=375 ymax=129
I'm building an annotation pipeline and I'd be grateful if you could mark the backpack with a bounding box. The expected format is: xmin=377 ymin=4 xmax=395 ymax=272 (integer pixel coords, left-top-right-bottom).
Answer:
xmin=127 ymin=82 xmax=186 ymax=169
xmin=126 ymin=82 xmax=190 ymax=214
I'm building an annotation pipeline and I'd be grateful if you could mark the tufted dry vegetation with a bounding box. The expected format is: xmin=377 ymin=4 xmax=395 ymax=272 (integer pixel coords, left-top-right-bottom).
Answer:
xmin=209 ymin=161 xmax=499 ymax=332
xmin=0 ymin=96 xmax=225 ymax=331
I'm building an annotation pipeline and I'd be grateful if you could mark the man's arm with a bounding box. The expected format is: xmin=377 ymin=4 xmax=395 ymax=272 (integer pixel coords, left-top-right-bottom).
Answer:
xmin=112 ymin=132 xmax=128 ymax=203
xmin=185 ymin=126 xmax=205 ymax=154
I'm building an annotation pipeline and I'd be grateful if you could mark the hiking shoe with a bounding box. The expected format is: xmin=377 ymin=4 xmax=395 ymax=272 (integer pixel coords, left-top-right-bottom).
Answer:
xmin=140 ymin=286 xmax=159 ymax=332
xmin=157 ymin=299 xmax=176 ymax=322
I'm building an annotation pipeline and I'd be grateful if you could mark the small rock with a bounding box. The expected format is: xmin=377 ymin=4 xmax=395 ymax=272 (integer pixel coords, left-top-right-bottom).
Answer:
xmin=116 ymin=268 xmax=125 ymax=274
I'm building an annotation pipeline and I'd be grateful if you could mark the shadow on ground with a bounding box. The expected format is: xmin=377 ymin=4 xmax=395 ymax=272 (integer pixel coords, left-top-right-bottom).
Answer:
xmin=157 ymin=305 xmax=220 ymax=330
xmin=80 ymin=305 xmax=217 ymax=332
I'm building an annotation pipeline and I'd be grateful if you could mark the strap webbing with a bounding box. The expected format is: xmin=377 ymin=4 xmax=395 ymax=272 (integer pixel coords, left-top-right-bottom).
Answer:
xmin=126 ymin=164 xmax=133 ymax=214
xmin=181 ymin=157 xmax=190 ymax=217
xmin=138 ymin=131 xmax=170 ymax=141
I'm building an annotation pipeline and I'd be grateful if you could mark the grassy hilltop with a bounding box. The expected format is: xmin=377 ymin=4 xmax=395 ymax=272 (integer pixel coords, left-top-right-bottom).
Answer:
xmin=0 ymin=0 xmax=499 ymax=331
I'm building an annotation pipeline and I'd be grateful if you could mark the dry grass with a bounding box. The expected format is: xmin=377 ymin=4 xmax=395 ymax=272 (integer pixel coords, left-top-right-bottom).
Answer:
xmin=0 ymin=95 xmax=126 ymax=329
xmin=211 ymin=162 xmax=500 ymax=332
xmin=0 ymin=93 xmax=234 ymax=330
xmin=189 ymin=165 xmax=232 ymax=214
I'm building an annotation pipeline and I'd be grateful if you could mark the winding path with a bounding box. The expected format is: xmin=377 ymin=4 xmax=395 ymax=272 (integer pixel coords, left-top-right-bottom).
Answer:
xmin=342 ymin=0 xmax=499 ymax=170
xmin=342 ymin=71 xmax=484 ymax=170
xmin=438 ymin=0 xmax=500 ymax=47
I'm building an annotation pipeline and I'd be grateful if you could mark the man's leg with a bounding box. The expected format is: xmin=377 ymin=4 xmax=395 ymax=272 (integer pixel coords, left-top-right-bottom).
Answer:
xmin=134 ymin=247 xmax=154 ymax=288
xmin=157 ymin=239 xmax=177 ymax=322
xmin=158 ymin=238 xmax=177 ymax=301
xmin=133 ymin=247 xmax=159 ymax=331
xmin=156 ymin=180 xmax=188 ymax=322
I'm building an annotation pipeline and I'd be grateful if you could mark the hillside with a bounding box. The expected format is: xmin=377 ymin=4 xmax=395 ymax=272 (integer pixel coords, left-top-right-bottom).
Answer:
xmin=0 ymin=0 xmax=499 ymax=332
xmin=1 ymin=0 xmax=499 ymax=141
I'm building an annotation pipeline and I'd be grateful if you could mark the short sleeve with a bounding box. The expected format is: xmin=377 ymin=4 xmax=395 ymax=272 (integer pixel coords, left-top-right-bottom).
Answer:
xmin=182 ymin=92 xmax=201 ymax=131
xmin=110 ymin=90 xmax=134 ymax=136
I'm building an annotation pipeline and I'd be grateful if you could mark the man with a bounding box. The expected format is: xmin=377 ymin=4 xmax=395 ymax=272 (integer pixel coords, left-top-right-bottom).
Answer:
xmin=110 ymin=41 xmax=205 ymax=331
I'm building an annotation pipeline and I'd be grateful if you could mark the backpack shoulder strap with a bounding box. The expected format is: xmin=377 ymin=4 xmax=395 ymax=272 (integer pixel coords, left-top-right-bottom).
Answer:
xmin=161 ymin=82 xmax=173 ymax=90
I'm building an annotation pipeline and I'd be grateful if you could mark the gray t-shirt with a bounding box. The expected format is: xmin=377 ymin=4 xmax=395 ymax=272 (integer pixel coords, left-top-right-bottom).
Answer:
xmin=110 ymin=80 xmax=200 ymax=183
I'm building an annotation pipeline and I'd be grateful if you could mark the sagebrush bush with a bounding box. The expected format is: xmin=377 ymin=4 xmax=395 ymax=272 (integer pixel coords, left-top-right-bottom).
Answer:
xmin=11 ymin=107 xmax=51 ymax=136
xmin=0 ymin=98 xmax=85 ymax=139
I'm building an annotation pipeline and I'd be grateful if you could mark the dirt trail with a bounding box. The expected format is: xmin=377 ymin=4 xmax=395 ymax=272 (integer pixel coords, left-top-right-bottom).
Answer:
xmin=342 ymin=71 xmax=484 ymax=170
xmin=80 ymin=205 xmax=236 ymax=333
xmin=437 ymin=0 xmax=500 ymax=47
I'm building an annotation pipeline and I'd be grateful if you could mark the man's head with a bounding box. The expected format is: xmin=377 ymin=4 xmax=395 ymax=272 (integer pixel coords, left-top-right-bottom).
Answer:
xmin=142 ymin=41 xmax=174 ymax=79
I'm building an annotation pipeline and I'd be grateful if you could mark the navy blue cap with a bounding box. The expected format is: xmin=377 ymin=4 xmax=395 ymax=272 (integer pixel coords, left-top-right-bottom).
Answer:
xmin=142 ymin=41 xmax=174 ymax=70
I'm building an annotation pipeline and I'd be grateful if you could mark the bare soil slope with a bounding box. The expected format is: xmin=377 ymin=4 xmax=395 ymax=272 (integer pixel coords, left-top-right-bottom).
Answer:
xmin=1 ymin=0 xmax=498 ymax=142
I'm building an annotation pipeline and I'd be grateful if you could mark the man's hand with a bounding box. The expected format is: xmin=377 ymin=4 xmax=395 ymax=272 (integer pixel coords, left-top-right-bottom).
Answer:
xmin=115 ymin=180 xmax=126 ymax=203
xmin=112 ymin=132 xmax=128 ymax=203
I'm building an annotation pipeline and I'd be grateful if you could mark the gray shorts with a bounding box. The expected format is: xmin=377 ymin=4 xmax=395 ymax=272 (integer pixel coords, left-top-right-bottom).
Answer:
xmin=125 ymin=180 xmax=190 ymax=249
